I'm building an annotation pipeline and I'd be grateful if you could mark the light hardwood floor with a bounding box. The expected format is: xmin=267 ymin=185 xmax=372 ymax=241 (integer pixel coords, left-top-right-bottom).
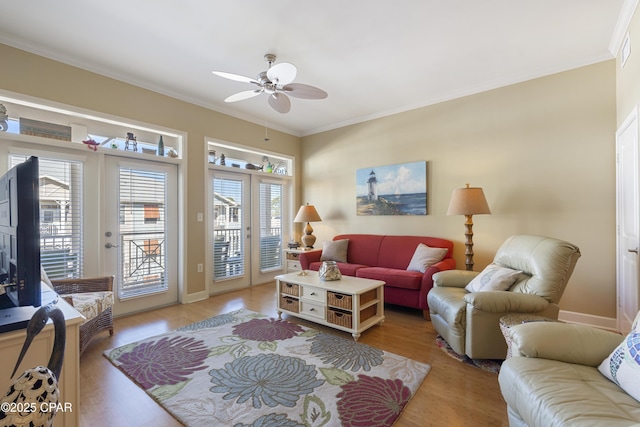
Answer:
xmin=79 ymin=282 xmax=510 ymax=427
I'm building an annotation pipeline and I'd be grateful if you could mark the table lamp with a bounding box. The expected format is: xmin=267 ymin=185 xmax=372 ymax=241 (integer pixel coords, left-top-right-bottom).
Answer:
xmin=447 ymin=184 xmax=491 ymax=271
xmin=294 ymin=203 xmax=322 ymax=249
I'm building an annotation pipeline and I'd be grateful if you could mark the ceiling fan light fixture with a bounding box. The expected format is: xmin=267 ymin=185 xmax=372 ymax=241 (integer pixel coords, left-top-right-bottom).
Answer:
xmin=257 ymin=71 xmax=270 ymax=85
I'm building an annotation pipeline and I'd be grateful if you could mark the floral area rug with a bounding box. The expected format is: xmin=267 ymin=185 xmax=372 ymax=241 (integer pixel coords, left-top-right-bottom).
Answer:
xmin=104 ymin=309 xmax=430 ymax=427
xmin=435 ymin=335 xmax=502 ymax=374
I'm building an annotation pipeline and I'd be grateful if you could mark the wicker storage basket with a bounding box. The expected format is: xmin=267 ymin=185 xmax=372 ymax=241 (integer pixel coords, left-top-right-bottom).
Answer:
xmin=360 ymin=289 xmax=377 ymax=306
xmin=360 ymin=304 xmax=378 ymax=323
xmin=327 ymin=292 xmax=352 ymax=310
xmin=327 ymin=308 xmax=352 ymax=328
xmin=280 ymin=295 xmax=299 ymax=313
xmin=280 ymin=282 xmax=300 ymax=297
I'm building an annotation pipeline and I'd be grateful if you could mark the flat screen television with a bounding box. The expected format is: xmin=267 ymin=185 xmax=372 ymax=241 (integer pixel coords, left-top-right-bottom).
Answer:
xmin=0 ymin=156 xmax=41 ymax=309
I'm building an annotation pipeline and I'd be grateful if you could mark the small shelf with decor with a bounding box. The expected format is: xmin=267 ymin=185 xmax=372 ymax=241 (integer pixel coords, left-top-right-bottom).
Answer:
xmin=0 ymin=91 xmax=184 ymax=161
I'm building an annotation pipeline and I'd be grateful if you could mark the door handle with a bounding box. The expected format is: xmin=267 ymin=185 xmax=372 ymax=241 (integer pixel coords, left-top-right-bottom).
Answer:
xmin=628 ymin=248 xmax=639 ymax=253
xmin=105 ymin=242 xmax=119 ymax=249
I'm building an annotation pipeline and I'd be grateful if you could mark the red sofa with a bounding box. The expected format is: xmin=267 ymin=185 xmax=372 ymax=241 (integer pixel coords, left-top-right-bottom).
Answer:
xmin=299 ymin=234 xmax=455 ymax=318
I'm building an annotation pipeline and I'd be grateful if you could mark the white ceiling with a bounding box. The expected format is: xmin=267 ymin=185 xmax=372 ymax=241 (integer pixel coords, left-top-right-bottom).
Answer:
xmin=0 ymin=1 xmax=628 ymax=136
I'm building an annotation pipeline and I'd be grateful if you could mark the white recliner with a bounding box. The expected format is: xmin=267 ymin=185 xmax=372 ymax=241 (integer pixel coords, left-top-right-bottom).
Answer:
xmin=427 ymin=235 xmax=581 ymax=360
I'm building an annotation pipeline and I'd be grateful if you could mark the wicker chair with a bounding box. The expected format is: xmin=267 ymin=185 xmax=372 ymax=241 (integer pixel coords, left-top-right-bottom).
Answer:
xmin=48 ymin=275 xmax=115 ymax=355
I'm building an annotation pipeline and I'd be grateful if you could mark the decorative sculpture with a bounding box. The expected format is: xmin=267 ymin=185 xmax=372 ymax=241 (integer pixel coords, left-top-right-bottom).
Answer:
xmin=0 ymin=300 xmax=66 ymax=427
xmin=0 ymin=104 xmax=8 ymax=132
xmin=124 ymin=132 xmax=137 ymax=152
xmin=82 ymin=138 xmax=99 ymax=151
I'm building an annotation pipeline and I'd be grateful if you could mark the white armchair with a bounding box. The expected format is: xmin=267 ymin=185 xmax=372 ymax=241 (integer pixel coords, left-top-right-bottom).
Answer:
xmin=427 ymin=234 xmax=581 ymax=360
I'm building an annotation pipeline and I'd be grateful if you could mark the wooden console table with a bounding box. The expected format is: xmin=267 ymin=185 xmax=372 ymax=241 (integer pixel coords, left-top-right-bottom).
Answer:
xmin=275 ymin=272 xmax=385 ymax=340
xmin=0 ymin=284 xmax=83 ymax=427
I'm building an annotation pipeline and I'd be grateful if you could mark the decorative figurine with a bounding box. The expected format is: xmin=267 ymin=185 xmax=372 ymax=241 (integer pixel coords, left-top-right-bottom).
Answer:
xmin=220 ymin=153 xmax=226 ymax=166
xmin=82 ymin=138 xmax=99 ymax=151
xmin=0 ymin=103 xmax=8 ymax=132
xmin=125 ymin=132 xmax=137 ymax=152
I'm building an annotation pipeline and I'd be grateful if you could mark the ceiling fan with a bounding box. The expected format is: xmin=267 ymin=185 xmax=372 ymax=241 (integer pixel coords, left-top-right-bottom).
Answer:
xmin=212 ymin=54 xmax=327 ymax=114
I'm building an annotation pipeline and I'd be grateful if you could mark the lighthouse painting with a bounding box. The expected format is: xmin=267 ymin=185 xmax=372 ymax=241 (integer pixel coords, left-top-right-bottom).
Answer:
xmin=356 ymin=161 xmax=427 ymax=215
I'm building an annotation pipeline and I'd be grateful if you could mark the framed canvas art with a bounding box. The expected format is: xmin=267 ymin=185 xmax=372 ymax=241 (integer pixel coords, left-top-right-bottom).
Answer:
xmin=356 ymin=161 xmax=427 ymax=215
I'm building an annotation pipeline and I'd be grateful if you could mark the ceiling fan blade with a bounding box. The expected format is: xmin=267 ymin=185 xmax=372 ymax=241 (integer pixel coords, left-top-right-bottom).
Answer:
xmin=224 ymin=89 xmax=262 ymax=103
xmin=268 ymin=93 xmax=291 ymax=113
xmin=282 ymin=83 xmax=328 ymax=99
xmin=267 ymin=62 xmax=297 ymax=86
xmin=213 ymin=71 xmax=259 ymax=85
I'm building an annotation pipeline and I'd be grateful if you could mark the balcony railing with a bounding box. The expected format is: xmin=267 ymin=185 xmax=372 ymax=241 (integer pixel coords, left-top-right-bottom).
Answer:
xmin=120 ymin=231 xmax=166 ymax=296
xmin=213 ymin=227 xmax=282 ymax=280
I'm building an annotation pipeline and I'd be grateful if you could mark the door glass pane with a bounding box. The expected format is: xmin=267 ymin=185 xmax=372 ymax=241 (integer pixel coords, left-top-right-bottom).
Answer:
xmin=10 ymin=155 xmax=83 ymax=279
xmin=118 ymin=167 xmax=168 ymax=298
xmin=259 ymin=181 xmax=282 ymax=271
xmin=213 ymin=177 xmax=244 ymax=279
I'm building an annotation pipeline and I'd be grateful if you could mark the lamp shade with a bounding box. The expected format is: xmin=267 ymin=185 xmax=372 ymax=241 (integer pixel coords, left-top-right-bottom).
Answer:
xmin=447 ymin=185 xmax=491 ymax=216
xmin=294 ymin=204 xmax=322 ymax=223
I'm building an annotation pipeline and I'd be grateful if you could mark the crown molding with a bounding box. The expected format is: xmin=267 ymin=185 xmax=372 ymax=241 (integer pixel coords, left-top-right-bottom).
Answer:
xmin=610 ymin=0 xmax=639 ymax=56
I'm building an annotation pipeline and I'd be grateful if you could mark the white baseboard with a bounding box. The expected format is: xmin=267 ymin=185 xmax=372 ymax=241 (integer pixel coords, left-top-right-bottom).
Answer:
xmin=558 ymin=309 xmax=618 ymax=332
xmin=183 ymin=290 xmax=209 ymax=304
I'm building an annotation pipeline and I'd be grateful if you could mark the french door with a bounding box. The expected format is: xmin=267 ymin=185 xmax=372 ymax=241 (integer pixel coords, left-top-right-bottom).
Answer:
xmin=210 ymin=171 xmax=251 ymax=293
xmin=617 ymin=107 xmax=640 ymax=334
xmin=209 ymin=170 xmax=286 ymax=293
xmin=104 ymin=156 xmax=179 ymax=315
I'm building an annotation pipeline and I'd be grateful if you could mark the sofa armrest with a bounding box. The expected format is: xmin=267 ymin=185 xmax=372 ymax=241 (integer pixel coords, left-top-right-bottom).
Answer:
xmin=299 ymin=250 xmax=322 ymax=270
xmin=508 ymin=322 xmax=624 ymax=366
xmin=423 ymin=258 xmax=457 ymax=285
xmin=432 ymin=270 xmax=478 ymax=288
xmin=427 ymin=258 xmax=456 ymax=275
xmin=463 ymin=291 xmax=549 ymax=313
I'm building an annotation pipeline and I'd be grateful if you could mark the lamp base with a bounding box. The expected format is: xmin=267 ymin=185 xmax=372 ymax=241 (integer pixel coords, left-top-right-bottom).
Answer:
xmin=464 ymin=214 xmax=475 ymax=271
xmin=301 ymin=233 xmax=316 ymax=249
xmin=301 ymin=222 xmax=316 ymax=249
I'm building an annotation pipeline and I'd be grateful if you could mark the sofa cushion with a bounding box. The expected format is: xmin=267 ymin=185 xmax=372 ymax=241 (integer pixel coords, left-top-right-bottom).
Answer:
xmin=320 ymin=239 xmax=349 ymax=263
xmin=62 ymin=291 xmax=114 ymax=324
xmin=376 ymin=235 xmax=453 ymax=270
xmin=598 ymin=311 xmax=640 ymax=403
xmin=500 ymin=356 xmax=640 ymax=426
xmin=407 ymin=243 xmax=448 ymax=273
xmin=309 ymin=261 xmax=367 ymax=276
xmin=465 ymin=263 xmax=522 ymax=292
xmin=356 ymin=267 xmax=423 ymax=290
xmin=333 ymin=234 xmax=384 ymax=267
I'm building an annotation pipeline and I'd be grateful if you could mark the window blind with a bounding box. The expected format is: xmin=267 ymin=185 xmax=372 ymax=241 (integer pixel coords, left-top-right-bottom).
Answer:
xmin=259 ymin=181 xmax=282 ymax=271
xmin=118 ymin=167 xmax=168 ymax=298
xmin=10 ymin=154 xmax=84 ymax=279
xmin=212 ymin=177 xmax=244 ymax=279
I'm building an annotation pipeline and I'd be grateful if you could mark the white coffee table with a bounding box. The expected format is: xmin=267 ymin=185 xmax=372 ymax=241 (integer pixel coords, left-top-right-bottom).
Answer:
xmin=275 ymin=271 xmax=385 ymax=340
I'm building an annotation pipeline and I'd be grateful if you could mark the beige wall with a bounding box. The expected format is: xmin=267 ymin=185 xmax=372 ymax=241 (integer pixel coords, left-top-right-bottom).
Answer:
xmin=301 ymin=61 xmax=617 ymax=319
xmin=0 ymin=43 xmax=302 ymax=297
